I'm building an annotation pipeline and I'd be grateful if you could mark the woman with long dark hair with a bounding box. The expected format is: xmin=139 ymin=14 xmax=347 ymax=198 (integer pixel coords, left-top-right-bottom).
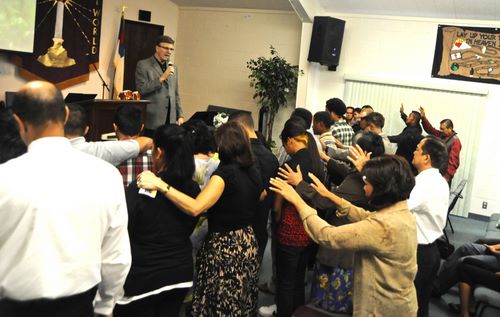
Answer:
xmin=114 ymin=124 xmax=200 ymax=317
xmin=136 ymin=121 xmax=263 ymax=316
xmin=273 ymin=118 xmax=325 ymax=317
xmin=270 ymin=155 xmax=418 ymax=316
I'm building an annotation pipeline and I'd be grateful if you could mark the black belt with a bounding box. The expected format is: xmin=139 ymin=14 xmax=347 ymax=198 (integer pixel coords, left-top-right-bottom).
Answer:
xmin=418 ymin=241 xmax=437 ymax=249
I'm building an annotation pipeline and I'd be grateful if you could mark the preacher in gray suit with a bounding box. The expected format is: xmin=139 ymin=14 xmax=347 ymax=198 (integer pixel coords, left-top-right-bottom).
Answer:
xmin=135 ymin=35 xmax=184 ymax=137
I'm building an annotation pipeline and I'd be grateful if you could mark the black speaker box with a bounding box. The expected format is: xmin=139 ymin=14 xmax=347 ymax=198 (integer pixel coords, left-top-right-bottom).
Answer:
xmin=308 ymin=16 xmax=346 ymax=71
xmin=138 ymin=10 xmax=151 ymax=22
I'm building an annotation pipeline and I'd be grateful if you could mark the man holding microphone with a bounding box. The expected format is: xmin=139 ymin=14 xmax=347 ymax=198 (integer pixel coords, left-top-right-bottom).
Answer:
xmin=136 ymin=35 xmax=184 ymax=137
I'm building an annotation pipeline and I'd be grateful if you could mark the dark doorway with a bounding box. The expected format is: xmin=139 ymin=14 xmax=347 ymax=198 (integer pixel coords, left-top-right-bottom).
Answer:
xmin=123 ymin=20 xmax=164 ymax=91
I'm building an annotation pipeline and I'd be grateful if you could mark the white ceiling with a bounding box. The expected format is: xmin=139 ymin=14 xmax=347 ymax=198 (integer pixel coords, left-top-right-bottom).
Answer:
xmin=171 ymin=0 xmax=500 ymax=21
xmin=169 ymin=0 xmax=293 ymax=11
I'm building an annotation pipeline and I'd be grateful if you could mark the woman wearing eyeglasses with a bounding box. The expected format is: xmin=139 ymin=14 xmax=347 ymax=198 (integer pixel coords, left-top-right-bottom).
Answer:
xmin=270 ymin=154 xmax=418 ymax=317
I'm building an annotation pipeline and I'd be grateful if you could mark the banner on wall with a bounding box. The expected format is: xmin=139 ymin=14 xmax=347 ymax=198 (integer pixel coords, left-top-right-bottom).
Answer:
xmin=15 ymin=0 xmax=103 ymax=89
xmin=432 ymin=24 xmax=500 ymax=85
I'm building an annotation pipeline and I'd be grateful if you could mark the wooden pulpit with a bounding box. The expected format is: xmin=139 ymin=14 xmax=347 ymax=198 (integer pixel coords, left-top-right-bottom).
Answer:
xmin=74 ymin=99 xmax=149 ymax=141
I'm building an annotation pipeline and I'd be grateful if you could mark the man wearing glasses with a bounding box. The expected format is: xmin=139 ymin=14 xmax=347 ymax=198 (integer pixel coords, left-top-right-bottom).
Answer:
xmin=136 ymin=35 xmax=184 ymax=137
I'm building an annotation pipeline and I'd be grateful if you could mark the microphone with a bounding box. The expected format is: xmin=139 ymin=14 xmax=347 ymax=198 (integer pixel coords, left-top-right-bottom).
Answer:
xmin=168 ymin=61 xmax=174 ymax=75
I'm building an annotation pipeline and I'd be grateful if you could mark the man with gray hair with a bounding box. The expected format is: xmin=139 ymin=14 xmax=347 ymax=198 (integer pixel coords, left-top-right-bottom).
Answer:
xmin=136 ymin=35 xmax=184 ymax=137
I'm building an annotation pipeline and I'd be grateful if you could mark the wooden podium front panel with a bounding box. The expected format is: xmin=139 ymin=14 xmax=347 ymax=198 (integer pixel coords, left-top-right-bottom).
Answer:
xmin=76 ymin=100 xmax=149 ymax=141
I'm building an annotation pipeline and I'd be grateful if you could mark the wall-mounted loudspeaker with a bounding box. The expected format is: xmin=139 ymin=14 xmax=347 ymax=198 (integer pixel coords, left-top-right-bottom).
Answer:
xmin=307 ymin=16 xmax=346 ymax=71
xmin=138 ymin=10 xmax=151 ymax=22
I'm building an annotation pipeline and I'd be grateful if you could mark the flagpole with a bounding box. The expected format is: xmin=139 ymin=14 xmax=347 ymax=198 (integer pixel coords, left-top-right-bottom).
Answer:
xmin=111 ymin=5 xmax=127 ymax=99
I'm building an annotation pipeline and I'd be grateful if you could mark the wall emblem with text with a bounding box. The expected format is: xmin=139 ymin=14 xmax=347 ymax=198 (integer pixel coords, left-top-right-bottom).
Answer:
xmin=16 ymin=0 xmax=102 ymax=88
xmin=432 ymin=24 xmax=500 ymax=85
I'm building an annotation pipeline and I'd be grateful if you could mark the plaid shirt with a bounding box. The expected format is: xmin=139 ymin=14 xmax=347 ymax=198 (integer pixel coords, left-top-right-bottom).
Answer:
xmin=331 ymin=119 xmax=354 ymax=147
xmin=118 ymin=149 xmax=154 ymax=188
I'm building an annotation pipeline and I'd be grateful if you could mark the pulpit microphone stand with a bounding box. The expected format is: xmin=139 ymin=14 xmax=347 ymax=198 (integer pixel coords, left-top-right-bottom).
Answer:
xmin=91 ymin=62 xmax=110 ymax=99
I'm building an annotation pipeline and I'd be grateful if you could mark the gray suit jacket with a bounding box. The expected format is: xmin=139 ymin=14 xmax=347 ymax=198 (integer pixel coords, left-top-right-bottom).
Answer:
xmin=135 ymin=56 xmax=183 ymax=129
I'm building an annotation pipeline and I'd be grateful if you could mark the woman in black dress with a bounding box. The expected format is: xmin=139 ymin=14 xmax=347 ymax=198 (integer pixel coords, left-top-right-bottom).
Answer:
xmin=137 ymin=121 xmax=263 ymax=316
xmin=114 ymin=124 xmax=200 ymax=317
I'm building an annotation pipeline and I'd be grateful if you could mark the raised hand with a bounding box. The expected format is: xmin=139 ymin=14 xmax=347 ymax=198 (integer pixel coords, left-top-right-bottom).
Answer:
xmin=269 ymin=177 xmax=302 ymax=205
xmin=318 ymin=149 xmax=330 ymax=162
xmin=418 ymin=106 xmax=426 ymax=118
xmin=277 ymin=163 xmax=303 ymax=186
xmin=400 ymin=103 xmax=405 ymax=114
xmin=347 ymin=145 xmax=371 ymax=172
xmin=137 ymin=170 xmax=163 ymax=190
xmin=334 ymin=138 xmax=344 ymax=149
xmin=308 ymin=172 xmax=330 ymax=198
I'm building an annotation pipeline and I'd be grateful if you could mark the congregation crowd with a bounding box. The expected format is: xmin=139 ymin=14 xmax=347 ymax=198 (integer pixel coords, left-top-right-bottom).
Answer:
xmin=1 ymin=36 xmax=500 ymax=317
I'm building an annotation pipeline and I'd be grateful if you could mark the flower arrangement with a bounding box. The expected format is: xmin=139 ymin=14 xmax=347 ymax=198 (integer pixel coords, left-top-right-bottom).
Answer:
xmin=213 ymin=112 xmax=228 ymax=128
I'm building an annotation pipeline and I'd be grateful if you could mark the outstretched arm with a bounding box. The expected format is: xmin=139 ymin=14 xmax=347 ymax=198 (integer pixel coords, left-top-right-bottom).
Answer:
xmin=419 ymin=106 xmax=442 ymax=137
xmin=137 ymin=170 xmax=223 ymax=216
xmin=400 ymin=102 xmax=408 ymax=122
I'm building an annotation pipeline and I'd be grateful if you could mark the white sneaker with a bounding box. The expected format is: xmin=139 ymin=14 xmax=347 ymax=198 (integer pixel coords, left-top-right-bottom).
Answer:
xmin=258 ymin=304 xmax=277 ymax=317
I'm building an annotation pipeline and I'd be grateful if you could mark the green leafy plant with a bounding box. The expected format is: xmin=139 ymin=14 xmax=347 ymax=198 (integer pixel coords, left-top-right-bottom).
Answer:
xmin=247 ymin=46 xmax=301 ymax=145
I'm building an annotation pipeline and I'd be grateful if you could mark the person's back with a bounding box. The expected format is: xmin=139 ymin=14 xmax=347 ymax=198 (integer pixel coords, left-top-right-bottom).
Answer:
xmin=116 ymin=125 xmax=200 ymax=316
xmin=347 ymin=201 xmax=417 ymax=316
xmin=0 ymin=81 xmax=131 ymax=316
xmin=0 ymin=142 xmax=129 ymax=297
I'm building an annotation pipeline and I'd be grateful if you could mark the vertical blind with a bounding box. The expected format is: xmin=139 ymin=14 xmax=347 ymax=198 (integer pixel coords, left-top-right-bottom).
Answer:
xmin=343 ymin=75 xmax=487 ymax=217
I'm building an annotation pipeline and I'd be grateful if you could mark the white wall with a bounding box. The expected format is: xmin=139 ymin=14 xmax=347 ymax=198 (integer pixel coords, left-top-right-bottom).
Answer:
xmin=0 ymin=0 xmax=179 ymax=99
xmin=296 ymin=5 xmax=500 ymax=216
xmin=175 ymin=7 xmax=302 ymax=141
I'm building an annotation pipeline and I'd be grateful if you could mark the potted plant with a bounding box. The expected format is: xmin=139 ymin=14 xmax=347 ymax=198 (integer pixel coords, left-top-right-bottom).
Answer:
xmin=247 ymin=46 xmax=301 ymax=146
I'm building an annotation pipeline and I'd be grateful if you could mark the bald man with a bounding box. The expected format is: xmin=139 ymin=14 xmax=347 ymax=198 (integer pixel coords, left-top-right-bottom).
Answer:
xmin=0 ymin=81 xmax=131 ymax=317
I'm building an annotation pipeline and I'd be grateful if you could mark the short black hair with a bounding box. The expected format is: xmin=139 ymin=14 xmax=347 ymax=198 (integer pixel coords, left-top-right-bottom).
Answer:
xmin=313 ymin=111 xmax=332 ymax=129
xmin=325 ymin=98 xmax=347 ymax=116
xmin=12 ymin=82 xmax=66 ymax=127
xmin=364 ymin=112 xmax=385 ymax=129
xmin=0 ymin=108 xmax=27 ymax=163
xmin=280 ymin=118 xmax=325 ymax=181
xmin=288 ymin=115 xmax=307 ymax=130
xmin=154 ymin=124 xmax=195 ymax=188
xmin=215 ymin=121 xmax=254 ymax=167
xmin=346 ymin=106 xmax=354 ymax=112
xmin=280 ymin=117 xmax=307 ymax=143
xmin=440 ymin=119 xmax=454 ymax=130
xmin=411 ymin=111 xmax=422 ymax=123
xmin=362 ymin=155 xmax=415 ymax=208
xmin=421 ymin=136 xmax=448 ymax=174
xmin=292 ymin=108 xmax=313 ymax=128
xmin=64 ymin=104 xmax=87 ymax=136
xmin=113 ymin=105 xmax=143 ymax=136
xmin=228 ymin=111 xmax=254 ymax=129
xmin=354 ymin=131 xmax=385 ymax=158
xmin=354 ymin=107 xmax=361 ymax=114
xmin=182 ymin=119 xmax=216 ymax=155
xmin=156 ymin=35 xmax=174 ymax=45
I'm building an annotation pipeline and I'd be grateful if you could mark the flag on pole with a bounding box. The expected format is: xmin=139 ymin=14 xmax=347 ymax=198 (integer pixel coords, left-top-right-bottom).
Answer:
xmin=112 ymin=11 xmax=125 ymax=99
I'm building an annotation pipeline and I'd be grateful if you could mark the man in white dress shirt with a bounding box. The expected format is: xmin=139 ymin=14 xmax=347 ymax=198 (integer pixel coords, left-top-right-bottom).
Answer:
xmin=0 ymin=81 xmax=131 ymax=317
xmin=409 ymin=136 xmax=450 ymax=317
